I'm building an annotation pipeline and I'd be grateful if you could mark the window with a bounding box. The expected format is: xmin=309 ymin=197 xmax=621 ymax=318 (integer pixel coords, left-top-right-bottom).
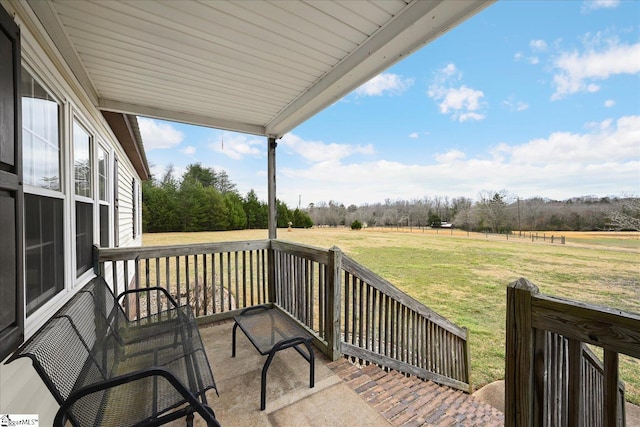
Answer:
xmin=73 ymin=121 xmax=93 ymax=276
xmin=22 ymin=69 xmax=60 ymax=191
xmin=98 ymin=146 xmax=109 ymax=247
xmin=21 ymin=67 xmax=65 ymax=317
xmin=25 ymin=195 xmax=64 ymax=315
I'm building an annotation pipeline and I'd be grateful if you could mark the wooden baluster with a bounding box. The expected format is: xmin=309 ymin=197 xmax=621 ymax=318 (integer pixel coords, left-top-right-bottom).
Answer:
xmin=604 ymin=350 xmax=619 ymax=427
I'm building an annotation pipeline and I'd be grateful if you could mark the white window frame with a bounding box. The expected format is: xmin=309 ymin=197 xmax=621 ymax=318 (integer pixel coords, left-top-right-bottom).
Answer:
xmin=97 ymin=143 xmax=111 ymax=248
xmin=72 ymin=116 xmax=95 ymax=281
xmin=21 ymin=64 xmax=69 ymax=327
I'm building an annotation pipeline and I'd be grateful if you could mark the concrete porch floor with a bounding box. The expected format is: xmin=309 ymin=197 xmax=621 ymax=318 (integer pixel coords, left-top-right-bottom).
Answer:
xmin=191 ymin=320 xmax=390 ymax=427
xmin=184 ymin=320 xmax=504 ymax=427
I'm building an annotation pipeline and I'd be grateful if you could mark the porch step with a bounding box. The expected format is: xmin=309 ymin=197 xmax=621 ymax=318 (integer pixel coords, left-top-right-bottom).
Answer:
xmin=328 ymin=358 xmax=504 ymax=427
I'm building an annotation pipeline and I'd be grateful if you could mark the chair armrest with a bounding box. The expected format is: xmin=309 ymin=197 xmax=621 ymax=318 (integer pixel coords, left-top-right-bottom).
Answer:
xmin=54 ymin=367 xmax=220 ymax=427
xmin=117 ymin=286 xmax=180 ymax=308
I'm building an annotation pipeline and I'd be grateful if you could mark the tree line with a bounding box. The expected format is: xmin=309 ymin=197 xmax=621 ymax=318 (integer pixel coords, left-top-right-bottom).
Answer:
xmin=142 ymin=163 xmax=312 ymax=233
xmin=308 ymin=191 xmax=640 ymax=233
xmin=143 ymin=165 xmax=638 ymax=234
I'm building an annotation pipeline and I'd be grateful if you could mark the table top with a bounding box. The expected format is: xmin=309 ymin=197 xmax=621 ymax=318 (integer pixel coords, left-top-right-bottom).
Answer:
xmin=234 ymin=308 xmax=313 ymax=355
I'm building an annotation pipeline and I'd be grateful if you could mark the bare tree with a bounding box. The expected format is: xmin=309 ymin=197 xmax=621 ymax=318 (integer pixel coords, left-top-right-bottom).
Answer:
xmin=607 ymin=197 xmax=640 ymax=231
xmin=477 ymin=189 xmax=516 ymax=233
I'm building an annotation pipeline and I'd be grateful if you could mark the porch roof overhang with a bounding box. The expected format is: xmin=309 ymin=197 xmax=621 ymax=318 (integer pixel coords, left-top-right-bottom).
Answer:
xmin=101 ymin=112 xmax=150 ymax=180
xmin=27 ymin=0 xmax=493 ymax=140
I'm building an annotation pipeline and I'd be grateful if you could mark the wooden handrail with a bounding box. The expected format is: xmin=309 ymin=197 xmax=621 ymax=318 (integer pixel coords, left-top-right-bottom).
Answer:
xmin=340 ymin=253 xmax=471 ymax=392
xmin=505 ymin=278 xmax=636 ymax=427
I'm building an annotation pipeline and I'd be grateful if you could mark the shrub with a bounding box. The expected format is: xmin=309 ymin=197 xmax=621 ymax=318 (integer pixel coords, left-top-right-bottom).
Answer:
xmin=350 ymin=220 xmax=362 ymax=230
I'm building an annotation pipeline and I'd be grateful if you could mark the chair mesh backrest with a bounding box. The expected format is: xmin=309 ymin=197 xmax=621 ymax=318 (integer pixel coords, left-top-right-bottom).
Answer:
xmin=10 ymin=277 xmax=218 ymax=426
xmin=18 ymin=316 xmax=106 ymax=402
xmin=80 ymin=277 xmax=126 ymax=327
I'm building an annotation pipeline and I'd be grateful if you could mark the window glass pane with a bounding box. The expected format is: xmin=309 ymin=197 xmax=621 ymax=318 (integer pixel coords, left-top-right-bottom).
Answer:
xmin=98 ymin=147 xmax=108 ymax=201
xmin=76 ymin=201 xmax=93 ymax=276
xmin=25 ymin=194 xmax=64 ymax=316
xmin=21 ymin=69 xmax=61 ymax=191
xmin=74 ymin=122 xmax=91 ymax=198
xmin=100 ymin=204 xmax=109 ymax=247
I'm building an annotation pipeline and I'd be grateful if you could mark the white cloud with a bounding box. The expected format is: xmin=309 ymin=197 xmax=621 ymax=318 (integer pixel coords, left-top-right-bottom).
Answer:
xmin=428 ymin=65 xmax=486 ymax=122
xmin=436 ymin=86 xmax=486 ymax=122
xmin=582 ymin=0 xmax=620 ymax=13
xmin=551 ymin=41 xmax=640 ymax=99
xmin=151 ymin=164 xmax=186 ymax=183
xmin=210 ymin=133 xmax=264 ymax=160
xmin=493 ymin=115 xmax=640 ymax=164
xmin=503 ymin=98 xmax=529 ymax=112
xmin=138 ymin=118 xmax=185 ymax=150
xmin=514 ymin=42 xmax=543 ymax=64
xmin=604 ymin=99 xmax=616 ymax=107
xmin=435 ymin=149 xmax=466 ymax=163
xmin=181 ymin=145 xmax=196 ymax=155
xmin=530 ymin=39 xmax=548 ymax=51
xmin=408 ymin=132 xmax=419 ymax=139
xmin=279 ymin=133 xmax=374 ymax=163
xmin=355 ymin=73 xmax=414 ymax=96
xmin=277 ymin=116 xmax=640 ymax=206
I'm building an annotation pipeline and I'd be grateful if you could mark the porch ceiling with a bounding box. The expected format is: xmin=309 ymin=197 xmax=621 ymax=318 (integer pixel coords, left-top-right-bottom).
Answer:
xmin=29 ymin=0 xmax=492 ymax=138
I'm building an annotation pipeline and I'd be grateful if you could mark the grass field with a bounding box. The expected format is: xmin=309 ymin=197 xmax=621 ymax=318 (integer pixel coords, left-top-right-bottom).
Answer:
xmin=143 ymin=228 xmax=640 ymax=403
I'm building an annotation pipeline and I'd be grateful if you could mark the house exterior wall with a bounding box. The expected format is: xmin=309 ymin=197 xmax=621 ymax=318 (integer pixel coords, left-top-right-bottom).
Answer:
xmin=0 ymin=2 xmax=143 ymax=423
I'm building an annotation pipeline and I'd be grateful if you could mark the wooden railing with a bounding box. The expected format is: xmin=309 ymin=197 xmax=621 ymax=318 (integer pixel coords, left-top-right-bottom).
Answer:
xmin=95 ymin=240 xmax=271 ymax=320
xmin=96 ymin=240 xmax=471 ymax=392
xmin=506 ymin=278 xmax=639 ymax=426
xmin=340 ymin=254 xmax=471 ymax=392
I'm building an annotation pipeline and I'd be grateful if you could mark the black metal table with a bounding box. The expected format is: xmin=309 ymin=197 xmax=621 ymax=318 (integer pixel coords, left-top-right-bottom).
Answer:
xmin=232 ymin=305 xmax=315 ymax=410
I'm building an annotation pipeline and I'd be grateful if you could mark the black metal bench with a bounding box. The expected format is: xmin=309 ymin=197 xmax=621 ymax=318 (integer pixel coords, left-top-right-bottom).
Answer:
xmin=6 ymin=276 xmax=220 ymax=427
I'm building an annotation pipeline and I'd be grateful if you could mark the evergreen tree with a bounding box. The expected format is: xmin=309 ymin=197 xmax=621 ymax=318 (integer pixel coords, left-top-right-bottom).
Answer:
xmin=224 ymin=192 xmax=247 ymax=229
xmin=179 ymin=177 xmax=209 ymax=231
xmin=276 ymin=199 xmax=292 ymax=228
xmin=243 ymin=190 xmax=268 ymax=229
xmin=203 ymin=186 xmax=230 ymax=230
xmin=182 ymin=163 xmax=216 ymax=187
xmin=292 ymin=208 xmax=313 ymax=228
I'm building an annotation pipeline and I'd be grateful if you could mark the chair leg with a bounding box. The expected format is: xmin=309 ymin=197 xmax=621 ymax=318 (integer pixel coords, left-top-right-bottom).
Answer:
xmin=186 ymin=413 xmax=194 ymax=427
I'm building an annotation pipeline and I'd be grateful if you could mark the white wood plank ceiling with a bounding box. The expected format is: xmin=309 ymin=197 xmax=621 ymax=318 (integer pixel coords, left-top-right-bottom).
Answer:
xmin=29 ymin=0 xmax=493 ymax=138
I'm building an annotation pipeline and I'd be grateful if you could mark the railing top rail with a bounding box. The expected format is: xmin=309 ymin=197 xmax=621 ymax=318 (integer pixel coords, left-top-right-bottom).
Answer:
xmin=97 ymin=239 xmax=271 ymax=261
xmin=270 ymin=239 xmax=329 ymax=264
xmin=342 ymin=254 xmax=467 ymax=338
xmin=509 ymin=278 xmax=640 ymax=359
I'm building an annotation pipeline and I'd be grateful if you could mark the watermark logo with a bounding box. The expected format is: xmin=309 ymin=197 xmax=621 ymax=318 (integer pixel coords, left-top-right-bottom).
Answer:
xmin=0 ymin=415 xmax=38 ymax=426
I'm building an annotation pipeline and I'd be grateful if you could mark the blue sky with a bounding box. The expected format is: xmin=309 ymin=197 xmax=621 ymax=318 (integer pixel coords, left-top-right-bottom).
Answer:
xmin=139 ymin=0 xmax=640 ymax=208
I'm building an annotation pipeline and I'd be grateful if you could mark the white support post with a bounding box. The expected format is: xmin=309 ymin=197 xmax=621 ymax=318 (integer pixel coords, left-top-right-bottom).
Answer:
xmin=267 ymin=136 xmax=277 ymax=240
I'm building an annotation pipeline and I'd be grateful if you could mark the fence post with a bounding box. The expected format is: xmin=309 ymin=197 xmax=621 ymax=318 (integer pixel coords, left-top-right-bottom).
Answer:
xmin=506 ymin=278 xmax=539 ymax=427
xmin=326 ymin=246 xmax=342 ymax=361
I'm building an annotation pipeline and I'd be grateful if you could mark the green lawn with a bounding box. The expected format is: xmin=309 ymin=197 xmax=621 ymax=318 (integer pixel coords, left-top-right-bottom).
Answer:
xmin=143 ymin=228 xmax=640 ymax=403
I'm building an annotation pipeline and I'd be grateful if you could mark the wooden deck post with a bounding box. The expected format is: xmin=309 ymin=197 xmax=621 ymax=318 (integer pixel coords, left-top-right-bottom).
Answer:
xmin=505 ymin=278 xmax=539 ymax=427
xmin=326 ymin=246 xmax=342 ymax=361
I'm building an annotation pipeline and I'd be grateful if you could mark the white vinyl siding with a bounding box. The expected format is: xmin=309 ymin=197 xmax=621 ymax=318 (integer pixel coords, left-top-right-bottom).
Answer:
xmin=115 ymin=163 xmax=141 ymax=248
xmin=0 ymin=2 xmax=144 ymax=423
